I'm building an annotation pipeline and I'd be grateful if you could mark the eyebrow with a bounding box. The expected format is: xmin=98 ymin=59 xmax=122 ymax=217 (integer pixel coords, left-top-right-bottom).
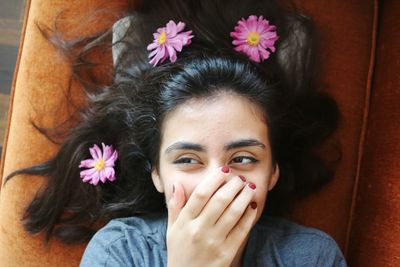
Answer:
xmin=164 ymin=139 xmax=265 ymax=154
xmin=224 ymin=139 xmax=266 ymax=150
xmin=165 ymin=142 xmax=206 ymax=154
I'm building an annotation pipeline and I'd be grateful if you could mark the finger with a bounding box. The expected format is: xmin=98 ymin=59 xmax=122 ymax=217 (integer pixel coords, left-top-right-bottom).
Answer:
xmin=224 ymin=203 xmax=258 ymax=251
xmin=175 ymin=182 xmax=187 ymax=210
xmin=197 ymin=175 xmax=246 ymax=226
xmin=167 ymin=182 xmax=186 ymax=226
xmin=180 ymin=166 xmax=230 ymax=220
xmin=216 ymin=182 xmax=256 ymax=237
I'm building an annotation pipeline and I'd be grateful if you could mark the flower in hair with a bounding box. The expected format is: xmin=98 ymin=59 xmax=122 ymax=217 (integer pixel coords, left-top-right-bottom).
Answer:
xmin=147 ymin=20 xmax=194 ymax=66
xmin=230 ymin=15 xmax=279 ymax=62
xmin=79 ymin=143 xmax=118 ymax=185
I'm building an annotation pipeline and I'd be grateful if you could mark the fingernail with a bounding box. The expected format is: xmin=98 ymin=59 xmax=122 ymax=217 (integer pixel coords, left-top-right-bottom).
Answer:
xmin=250 ymin=202 xmax=257 ymax=209
xmin=248 ymin=182 xmax=256 ymax=190
xmin=239 ymin=175 xmax=246 ymax=182
xmin=221 ymin=166 xmax=230 ymax=173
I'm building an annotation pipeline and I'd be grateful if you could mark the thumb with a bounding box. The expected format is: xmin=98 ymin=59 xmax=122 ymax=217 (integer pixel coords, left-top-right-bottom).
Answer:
xmin=167 ymin=182 xmax=186 ymax=226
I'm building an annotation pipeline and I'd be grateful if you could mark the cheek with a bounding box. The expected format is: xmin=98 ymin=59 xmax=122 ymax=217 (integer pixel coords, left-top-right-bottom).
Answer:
xmin=252 ymin=179 xmax=268 ymax=206
xmin=176 ymin=176 xmax=199 ymax=199
xmin=246 ymin=169 xmax=270 ymax=198
xmin=246 ymin=171 xmax=272 ymax=219
xmin=255 ymin=188 xmax=268 ymax=208
xmin=253 ymin=194 xmax=268 ymax=225
xmin=160 ymin=164 xmax=202 ymax=200
xmin=250 ymin=184 xmax=269 ymax=223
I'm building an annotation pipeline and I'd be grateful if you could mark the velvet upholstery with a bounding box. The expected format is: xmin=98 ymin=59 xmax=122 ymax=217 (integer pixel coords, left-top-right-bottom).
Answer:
xmin=346 ymin=0 xmax=400 ymax=266
xmin=1 ymin=0 xmax=398 ymax=266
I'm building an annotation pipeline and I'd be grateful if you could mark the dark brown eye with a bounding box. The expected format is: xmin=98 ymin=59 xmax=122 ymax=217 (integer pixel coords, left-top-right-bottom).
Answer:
xmin=231 ymin=156 xmax=258 ymax=164
xmin=173 ymin=157 xmax=200 ymax=164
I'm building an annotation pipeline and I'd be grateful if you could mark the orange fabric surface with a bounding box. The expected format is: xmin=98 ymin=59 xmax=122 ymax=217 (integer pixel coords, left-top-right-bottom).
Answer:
xmin=1 ymin=0 xmax=398 ymax=266
xmin=0 ymin=0 xmax=129 ymax=266
xmin=288 ymin=0 xmax=377 ymax=250
xmin=347 ymin=0 xmax=400 ymax=266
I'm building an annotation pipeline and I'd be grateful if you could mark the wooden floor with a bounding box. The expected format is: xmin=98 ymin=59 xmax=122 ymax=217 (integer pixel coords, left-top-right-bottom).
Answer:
xmin=0 ymin=0 xmax=26 ymax=158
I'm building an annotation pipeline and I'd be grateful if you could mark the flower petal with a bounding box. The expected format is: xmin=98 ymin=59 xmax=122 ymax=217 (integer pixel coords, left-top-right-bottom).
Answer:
xmin=90 ymin=174 xmax=100 ymax=185
xmin=248 ymin=46 xmax=261 ymax=62
xmin=231 ymin=31 xmax=248 ymax=40
xmin=82 ymin=176 xmax=94 ymax=183
xmin=105 ymin=150 xmax=118 ymax=166
xmin=81 ymin=169 xmax=100 ymax=184
xmin=79 ymin=159 xmax=96 ymax=168
xmin=168 ymin=38 xmax=184 ymax=51
xmin=149 ymin=46 xmax=166 ymax=66
xmin=147 ymin=41 xmax=159 ymax=51
xmin=176 ymin=21 xmax=186 ymax=32
xmin=82 ymin=170 xmax=97 ymax=182
xmin=156 ymin=27 xmax=166 ymax=34
xmin=258 ymin=47 xmax=271 ymax=60
xmin=233 ymin=44 xmax=245 ymax=53
xmin=104 ymin=167 xmax=115 ymax=181
xmin=166 ymin=20 xmax=177 ymax=36
xmin=168 ymin=46 xmax=177 ymax=62
xmin=80 ymin=167 xmax=97 ymax=178
xmin=180 ymin=30 xmax=193 ymax=39
xmin=99 ymin=169 xmax=107 ymax=183
xmin=260 ymin=39 xmax=277 ymax=51
xmin=102 ymin=143 xmax=112 ymax=160
xmin=92 ymin=144 xmax=103 ymax=160
xmin=232 ymin=39 xmax=248 ymax=46
xmin=237 ymin=19 xmax=250 ymax=32
xmin=159 ymin=48 xmax=169 ymax=64
xmin=149 ymin=47 xmax=160 ymax=58
xmin=256 ymin=16 xmax=267 ymax=33
xmin=246 ymin=15 xmax=258 ymax=32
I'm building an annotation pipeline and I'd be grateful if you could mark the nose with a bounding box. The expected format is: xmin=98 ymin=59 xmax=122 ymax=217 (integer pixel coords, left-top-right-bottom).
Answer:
xmin=216 ymin=165 xmax=243 ymax=184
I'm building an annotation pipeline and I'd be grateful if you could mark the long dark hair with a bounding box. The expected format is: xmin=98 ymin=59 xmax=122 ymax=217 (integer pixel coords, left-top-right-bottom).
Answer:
xmin=5 ymin=0 xmax=340 ymax=244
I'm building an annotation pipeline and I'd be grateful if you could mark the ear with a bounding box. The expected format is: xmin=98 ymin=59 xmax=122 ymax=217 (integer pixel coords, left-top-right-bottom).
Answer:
xmin=268 ymin=163 xmax=280 ymax=191
xmin=151 ymin=168 xmax=165 ymax=193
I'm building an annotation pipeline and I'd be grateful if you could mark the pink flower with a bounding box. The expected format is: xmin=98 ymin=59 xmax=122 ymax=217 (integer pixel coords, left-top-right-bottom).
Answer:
xmin=230 ymin=15 xmax=279 ymax=62
xmin=79 ymin=143 xmax=118 ymax=185
xmin=147 ymin=20 xmax=194 ymax=66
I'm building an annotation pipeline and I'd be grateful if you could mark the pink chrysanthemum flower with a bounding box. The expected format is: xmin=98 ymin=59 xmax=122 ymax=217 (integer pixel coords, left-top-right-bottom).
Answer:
xmin=230 ymin=15 xmax=279 ymax=62
xmin=147 ymin=20 xmax=194 ymax=66
xmin=79 ymin=143 xmax=118 ymax=185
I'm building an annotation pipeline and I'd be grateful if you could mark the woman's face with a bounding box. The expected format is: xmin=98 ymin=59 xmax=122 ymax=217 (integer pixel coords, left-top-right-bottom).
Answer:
xmin=151 ymin=91 xmax=279 ymax=221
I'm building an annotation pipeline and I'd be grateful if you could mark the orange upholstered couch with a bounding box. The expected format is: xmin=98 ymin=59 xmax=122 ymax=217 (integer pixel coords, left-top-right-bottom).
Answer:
xmin=0 ymin=0 xmax=399 ymax=266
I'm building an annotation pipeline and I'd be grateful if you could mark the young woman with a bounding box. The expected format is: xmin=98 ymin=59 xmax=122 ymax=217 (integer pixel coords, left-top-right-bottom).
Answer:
xmin=6 ymin=0 xmax=346 ymax=266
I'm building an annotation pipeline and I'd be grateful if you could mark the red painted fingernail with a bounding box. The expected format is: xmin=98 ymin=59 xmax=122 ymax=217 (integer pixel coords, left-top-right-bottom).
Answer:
xmin=250 ymin=202 xmax=257 ymax=209
xmin=221 ymin=166 xmax=230 ymax=173
xmin=248 ymin=182 xmax=256 ymax=190
xmin=239 ymin=175 xmax=246 ymax=182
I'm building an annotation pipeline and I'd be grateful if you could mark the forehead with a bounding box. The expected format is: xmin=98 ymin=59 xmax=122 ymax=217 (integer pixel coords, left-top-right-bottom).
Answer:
xmin=160 ymin=92 xmax=269 ymax=146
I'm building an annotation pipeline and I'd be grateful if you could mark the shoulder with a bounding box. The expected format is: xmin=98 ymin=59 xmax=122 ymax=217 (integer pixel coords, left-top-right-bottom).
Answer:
xmin=256 ymin=216 xmax=338 ymax=248
xmin=80 ymin=213 xmax=167 ymax=267
xmin=246 ymin=216 xmax=347 ymax=266
xmin=87 ymin=213 xmax=167 ymax=251
xmin=98 ymin=213 xmax=167 ymax=241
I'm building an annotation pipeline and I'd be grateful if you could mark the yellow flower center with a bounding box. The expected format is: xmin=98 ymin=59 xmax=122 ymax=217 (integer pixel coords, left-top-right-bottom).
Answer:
xmin=246 ymin=32 xmax=261 ymax=46
xmin=95 ymin=159 xmax=105 ymax=171
xmin=157 ymin=32 xmax=167 ymax=45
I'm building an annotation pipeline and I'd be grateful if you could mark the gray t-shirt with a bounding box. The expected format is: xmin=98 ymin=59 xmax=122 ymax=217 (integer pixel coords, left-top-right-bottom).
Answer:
xmin=80 ymin=214 xmax=347 ymax=266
